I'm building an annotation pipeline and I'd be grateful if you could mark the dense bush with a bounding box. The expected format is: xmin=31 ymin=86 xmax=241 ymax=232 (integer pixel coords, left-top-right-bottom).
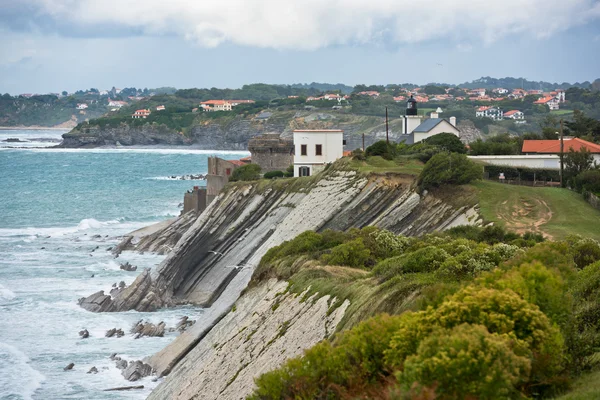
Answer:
xmin=400 ymin=324 xmax=530 ymax=399
xmin=284 ymin=164 xmax=294 ymax=177
xmin=365 ymin=140 xmax=397 ymax=160
xmin=571 ymin=237 xmax=600 ymax=269
xmin=417 ymin=152 xmax=483 ymax=190
xmin=423 ymin=132 xmax=467 ymax=154
xmin=321 ymin=238 xmax=372 ymax=268
xmin=229 ymin=163 xmax=261 ymax=182
xmin=572 ymin=169 xmax=600 ymax=195
xmin=263 ymin=170 xmax=284 ymax=179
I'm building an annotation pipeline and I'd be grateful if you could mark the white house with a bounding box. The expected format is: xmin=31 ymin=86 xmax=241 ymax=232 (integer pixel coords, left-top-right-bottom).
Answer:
xmin=534 ymin=96 xmax=560 ymax=110
xmin=76 ymin=103 xmax=88 ymax=110
xmin=132 ymin=109 xmax=151 ymax=119
xmin=492 ymin=88 xmax=509 ymax=95
xmin=504 ymin=110 xmax=525 ymax=123
xmin=293 ymin=129 xmax=344 ymax=177
xmin=156 ymin=105 xmax=166 ymax=111
xmin=108 ymin=100 xmax=127 ymax=108
xmin=476 ymin=106 xmax=503 ymax=120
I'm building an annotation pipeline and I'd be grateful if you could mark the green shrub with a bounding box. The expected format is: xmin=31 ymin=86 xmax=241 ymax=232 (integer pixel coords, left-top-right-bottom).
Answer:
xmin=250 ymin=314 xmax=404 ymax=400
xmin=321 ymin=238 xmax=371 ymax=268
xmin=572 ymin=238 xmax=600 ymax=269
xmin=368 ymin=229 xmax=410 ymax=260
xmin=365 ymin=140 xmax=396 ymax=160
xmin=417 ymin=152 xmax=483 ymax=190
xmin=284 ymin=164 xmax=294 ymax=177
xmin=423 ymin=132 xmax=467 ymax=154
xmin=351 ymin=148 xmax=366 ymax=161
xmin=572 ymin=169 xmax=600 ymax=194
xmin=476 ymin=261 xmax=570 ymax=326
xmin=400 ymin=324 xmax=531 ymax=399
xmin=229 ymin=163 xmax=261 ymax=182
xmin=401 ymin=246 xmax=449 ymax=273
xmin=569 ymin=261 xmax=600 ymax=370
xmin=263 ymin=170 xmax=284 ymax=179
xmin=385 ymin=286 xmax=565 ymax=390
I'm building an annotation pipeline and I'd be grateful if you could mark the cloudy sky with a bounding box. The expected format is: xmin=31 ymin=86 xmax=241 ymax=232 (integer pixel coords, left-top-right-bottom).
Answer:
xmin=1 ymin=0 xmax=600 ymax=94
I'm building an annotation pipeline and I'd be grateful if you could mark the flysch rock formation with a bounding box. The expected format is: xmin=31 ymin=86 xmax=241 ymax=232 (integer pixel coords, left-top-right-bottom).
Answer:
xmin=78 ymin=166 xmax=481 ymax=396
xmin=148 ymin=279 xmax=349 ymax=400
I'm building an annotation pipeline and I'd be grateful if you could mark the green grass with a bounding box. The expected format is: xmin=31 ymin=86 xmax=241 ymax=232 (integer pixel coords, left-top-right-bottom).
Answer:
xmin=551 ymin=110 xmax=574 ymax=116
xmin=554 ymin=370 xmax=600 ymax=399
xmin=349 ymin=156 xmax=424 ymax=176
xmin=473 ymin=180 xmax=600 ymax=240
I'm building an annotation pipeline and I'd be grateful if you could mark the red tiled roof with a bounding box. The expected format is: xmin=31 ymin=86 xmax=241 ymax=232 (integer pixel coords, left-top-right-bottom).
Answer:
xmin=522 ymin=138 xmax=600 ymax=154
xmin=477 ymin=106 xmax=491 ymax=111
xmin=534 ymin=96 xmax=555 ymax=104
xmin=239 ymin=156 xmax=252 ymax=162
xmin=229 ymin=160 xmax=246 ymax=166
xmin=503 ymin=110 xmax=521 ymax=117
xmin=343 ymin=150 xmax=352 ymax=157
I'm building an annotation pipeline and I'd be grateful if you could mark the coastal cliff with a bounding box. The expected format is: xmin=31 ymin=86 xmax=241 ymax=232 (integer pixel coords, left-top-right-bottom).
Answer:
xmin=58 ymin=123 xmax=192 ymax=147
xmin=78 ymin=161 xmax=480 ymax=397
xmin=58 ymin=112 xmax=408 ymax=149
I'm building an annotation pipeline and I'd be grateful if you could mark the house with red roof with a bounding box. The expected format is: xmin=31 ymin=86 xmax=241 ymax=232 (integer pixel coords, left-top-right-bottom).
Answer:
xmin=200 ymin=99 xmax=255 ymax=111
xmin=358 ymin=91 xmax=380 ymax=98
xmin=504 ymin=110 xmax=525 ymax=123
xmin=132 ymin=109 xmax=151 ymax=119
xmin=476 ymin=106 xmax=503 ymax=120
xmin=523 ymin=138 xmax=600 ymax=166
xmin=534 ymin=96 xmax=560 ymax=110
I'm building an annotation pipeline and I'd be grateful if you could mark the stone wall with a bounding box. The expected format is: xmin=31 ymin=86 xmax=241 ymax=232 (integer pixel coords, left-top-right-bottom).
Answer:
xmin=586 ymin=192 xmax=600 ymax=211
xmin=248 ymin=133 xmax=294 ymax=173
xmin=183 ymin=187 xmax=206 ymax=214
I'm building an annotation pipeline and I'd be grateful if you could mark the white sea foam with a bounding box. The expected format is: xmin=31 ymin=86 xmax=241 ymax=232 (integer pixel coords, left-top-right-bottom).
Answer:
xmin=0 ymin=147 xmax=250 ymax=155
xmin=0 ymin=342 xmax=46 ymax=400
xmin=0 ymin=283 xmax=16 ymax=302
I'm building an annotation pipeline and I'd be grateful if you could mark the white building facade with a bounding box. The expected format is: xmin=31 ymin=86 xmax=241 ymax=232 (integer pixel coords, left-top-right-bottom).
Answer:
xmin=293 ymin=129 xmax=344 ymax=177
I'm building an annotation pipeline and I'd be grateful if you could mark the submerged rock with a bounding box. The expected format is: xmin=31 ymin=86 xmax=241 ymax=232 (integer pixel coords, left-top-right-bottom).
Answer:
xmin=78 ymin=329 xmax=90 ymax=339
xmin=119 ymin=262 xmax=137 ymax=272
xmin=87 ymin=366 xmax=98 ymax=374
xmin=115 ymin=359 xmax=128 ymax=370
xmin=63 ymin=363 xmax=74 ymax=371
xmin=105 ymin=328 xmax=125 ymax=338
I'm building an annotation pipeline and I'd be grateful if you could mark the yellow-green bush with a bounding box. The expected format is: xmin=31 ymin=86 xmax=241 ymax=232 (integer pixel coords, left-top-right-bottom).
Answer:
xmin=399 ymin=324 xmax=531 ymax=399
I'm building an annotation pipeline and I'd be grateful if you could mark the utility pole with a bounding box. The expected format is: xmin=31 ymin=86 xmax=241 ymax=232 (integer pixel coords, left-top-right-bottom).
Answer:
xmin=362 ymin=132 xmax=365 ymax=152
xmin=560 ymin=119 xmax=565 ymax=187
xmin=385 ymin=107 xmax=389 ymax=145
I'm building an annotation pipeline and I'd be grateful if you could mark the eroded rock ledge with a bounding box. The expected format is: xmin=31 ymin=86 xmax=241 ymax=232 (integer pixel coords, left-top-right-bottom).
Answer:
xmin=79 ymin=168 xmax=480 ymax=314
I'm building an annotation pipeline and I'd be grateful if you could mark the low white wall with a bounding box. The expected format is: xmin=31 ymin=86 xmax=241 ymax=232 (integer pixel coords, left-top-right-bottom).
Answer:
xmin=468 ymin=155 xmax=560 ymax=169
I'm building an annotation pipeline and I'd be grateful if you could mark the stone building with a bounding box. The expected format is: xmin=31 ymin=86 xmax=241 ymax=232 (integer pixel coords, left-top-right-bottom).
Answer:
xmin=206 ymin=157 xmax=245 ymax=205
xmin=247 ymin=133 xmax=294 ymax=173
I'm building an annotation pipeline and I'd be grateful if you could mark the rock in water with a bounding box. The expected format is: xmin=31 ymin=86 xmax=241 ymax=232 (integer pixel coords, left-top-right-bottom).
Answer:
xmin=105 ymin=328 xmax=125 ymax=338
xmin=78 ymin=290 xmax=113 ymax=312
xmin=115 ymin=359 xmax=128 ymax=370
xmin=175 ymin=316 xmax=195 ymax=332
xmin=122 ymin=360 xmax=153 ymax=381
xmin=119 ymin=262 xmax=137 ymax=272
xmin=131 ymin=320 xmax=165 ymax=338
xmin=103 ymin=385 xmax=145 ymax=391
xmin=64 ymin=363 xmax=74 ymax=371
xmin=79 ymin=329 xmax=90 ymax=339
xmin=87 ymin=366 xmax=98 ymax=374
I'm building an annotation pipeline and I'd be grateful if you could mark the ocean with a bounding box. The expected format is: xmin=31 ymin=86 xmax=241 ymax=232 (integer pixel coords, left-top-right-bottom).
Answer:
xmin=0 ymin=129 xmax=249 ymax=399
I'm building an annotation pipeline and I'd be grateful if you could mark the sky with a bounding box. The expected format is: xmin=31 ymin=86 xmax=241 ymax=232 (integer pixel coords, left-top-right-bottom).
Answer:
xmin=1 ymin=0 xmax=600 ymax=94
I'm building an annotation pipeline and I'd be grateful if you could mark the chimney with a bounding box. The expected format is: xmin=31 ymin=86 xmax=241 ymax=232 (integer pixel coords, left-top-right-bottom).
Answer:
xmin=449 ymin=116 xmax=457 ymax=127
xmin=431 ymin=112 xmax=439 ymax=119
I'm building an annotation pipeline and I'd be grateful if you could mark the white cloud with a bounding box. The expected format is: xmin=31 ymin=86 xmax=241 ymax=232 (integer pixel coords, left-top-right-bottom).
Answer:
xmin=16 ymin=0 xmax=600 ymax=50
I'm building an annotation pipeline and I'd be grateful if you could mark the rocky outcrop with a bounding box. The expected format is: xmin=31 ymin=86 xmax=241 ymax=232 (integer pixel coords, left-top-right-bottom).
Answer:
xmin=105 ymin=328 xmax=125 ymax=338
xmin=457 ymin=120 xmax=483 ymax=144
xmin=122 ymin=360 xmax=154 ymax=381
xmin=79 ymin=168 xmax=479 ymax=315
xmin=58 ymin=123 xmax=192 ymax=148
xmin=147 ymin=279 xmax=349 ymax=400
xmin=131 ymin=320 xmax=166 ymax=338
xmin=119 ymin=262 xmax=137 ymax=272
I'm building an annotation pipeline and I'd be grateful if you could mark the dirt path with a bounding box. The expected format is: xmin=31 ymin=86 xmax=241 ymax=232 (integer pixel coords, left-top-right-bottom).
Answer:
xmin=496 ymin=195 xmax=554 ymax=239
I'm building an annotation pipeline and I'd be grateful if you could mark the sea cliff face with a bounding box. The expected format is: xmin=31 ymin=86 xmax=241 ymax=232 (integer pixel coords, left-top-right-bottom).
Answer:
xmin=58 ymin=123 xmax=192 ymax=147
xmin=57 ymin=112 xmax=409 ymax=149
xmin=78 ymin=165 xmax=480 ymax=397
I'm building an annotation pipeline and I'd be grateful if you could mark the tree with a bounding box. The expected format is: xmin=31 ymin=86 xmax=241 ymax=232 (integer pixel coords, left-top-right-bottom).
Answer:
xmin=565 ymin=110 xmax=600 ymax=139
xmin=422 ymin=85 xmax=447 ymax=95
xmin=61 ymin=91 xmax=68 ymax=96
xmin=229 ymin=164 xmax=261 ymax=182
xmin=424 ymin=133 xmax=466 ymax=154
xmin=417 ymin=152 xmax=483 ymax=190
xmin=365 ymin=140 xmax=396 ymax=160
xmin=564 ymin=147 xmax=594 ymax=179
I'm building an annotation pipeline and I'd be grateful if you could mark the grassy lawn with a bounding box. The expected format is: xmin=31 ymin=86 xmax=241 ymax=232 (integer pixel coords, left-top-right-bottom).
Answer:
xmin=349 ymin=156 xmax=424 ymax=176
xmin=551 ymin=109 xmax=574 ymax=116
xmin=473 ymin=180 xmax=600 ymax=240
xmin=555 ymin=370 xmax=600 ymax=400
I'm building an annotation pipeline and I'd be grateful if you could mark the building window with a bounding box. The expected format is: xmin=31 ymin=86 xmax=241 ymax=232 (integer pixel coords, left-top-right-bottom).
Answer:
xmin=226 ymin=168 xmax=231 ymax=176
xmin=301 ymin=144 xmax=307 ymax=156
xmin=315 ymin=144 xmax=322 ymax=156
xmin=299 ymin=166 xmax=310 ymax=177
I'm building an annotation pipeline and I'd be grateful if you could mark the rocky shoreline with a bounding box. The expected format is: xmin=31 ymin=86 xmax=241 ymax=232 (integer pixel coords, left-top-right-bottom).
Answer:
xmin=77 ymin=165 xmax=481 ymax=399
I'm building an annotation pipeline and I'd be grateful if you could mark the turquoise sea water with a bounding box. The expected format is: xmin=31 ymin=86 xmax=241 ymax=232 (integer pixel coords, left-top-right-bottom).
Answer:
xmin=0 ymin=129 xmax=248 ymax=399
